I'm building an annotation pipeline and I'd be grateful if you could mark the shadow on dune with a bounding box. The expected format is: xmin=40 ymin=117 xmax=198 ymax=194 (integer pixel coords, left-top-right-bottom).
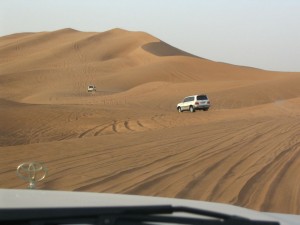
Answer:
xmin=142 ymin=41 xmax=200 ymax=58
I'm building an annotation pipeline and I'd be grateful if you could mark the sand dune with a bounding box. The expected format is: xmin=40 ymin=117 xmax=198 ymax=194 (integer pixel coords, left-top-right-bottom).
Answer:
xmin=0 ymin=28 xmax=300 ymax=214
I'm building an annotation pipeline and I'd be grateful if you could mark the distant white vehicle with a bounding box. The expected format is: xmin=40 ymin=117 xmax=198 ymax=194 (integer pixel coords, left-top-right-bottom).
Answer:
xmin=177 ymin=94 xmax=210 ymax=112
xmin=87 ymin=85 xmax=96 ymax=92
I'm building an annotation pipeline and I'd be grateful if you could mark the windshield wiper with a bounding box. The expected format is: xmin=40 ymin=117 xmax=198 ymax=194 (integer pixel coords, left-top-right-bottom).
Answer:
xmin=0 ymin=205 xmax=280 ymax=225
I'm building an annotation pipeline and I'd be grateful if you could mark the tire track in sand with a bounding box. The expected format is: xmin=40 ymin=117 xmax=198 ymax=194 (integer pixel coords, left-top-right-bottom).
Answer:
xmin=236 ymin=142 xmax=300 ymax=209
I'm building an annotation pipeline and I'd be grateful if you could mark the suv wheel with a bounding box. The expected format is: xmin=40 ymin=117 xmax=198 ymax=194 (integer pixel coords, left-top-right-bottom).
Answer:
xmin=177 ymin=107 xmax=182 ymax=113
xmin=189 ymin=106 xmax=195 ymax=112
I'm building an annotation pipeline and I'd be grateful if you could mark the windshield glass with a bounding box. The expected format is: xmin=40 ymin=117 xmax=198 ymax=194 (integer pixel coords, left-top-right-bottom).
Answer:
xmin=1 ymin=0 xmax=300 ymax=219
xmin=197 ymin=95 xmax=208 ymax=100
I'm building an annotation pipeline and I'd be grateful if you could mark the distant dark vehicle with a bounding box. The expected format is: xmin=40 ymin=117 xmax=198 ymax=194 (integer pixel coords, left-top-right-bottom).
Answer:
xmin=177 ymin=94 xmax=210 ymax=112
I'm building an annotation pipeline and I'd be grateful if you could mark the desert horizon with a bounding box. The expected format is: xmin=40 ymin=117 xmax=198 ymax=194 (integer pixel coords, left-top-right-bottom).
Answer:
xmin=0 ymin=28 xmax=299 ymax=214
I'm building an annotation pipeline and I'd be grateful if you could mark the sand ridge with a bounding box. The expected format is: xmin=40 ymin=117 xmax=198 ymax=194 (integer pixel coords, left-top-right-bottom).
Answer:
xmin=0 ymin=28 xmax=300 ymax=213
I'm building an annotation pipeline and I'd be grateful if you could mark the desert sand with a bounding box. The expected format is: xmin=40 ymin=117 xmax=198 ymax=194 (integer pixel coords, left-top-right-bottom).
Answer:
xmin=0 ymin=28 xmax=299 ymax=213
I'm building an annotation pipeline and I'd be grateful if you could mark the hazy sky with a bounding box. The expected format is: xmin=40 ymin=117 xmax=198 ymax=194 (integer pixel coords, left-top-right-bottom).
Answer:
xmin=1 ymin=0 xmax=300 ymax=72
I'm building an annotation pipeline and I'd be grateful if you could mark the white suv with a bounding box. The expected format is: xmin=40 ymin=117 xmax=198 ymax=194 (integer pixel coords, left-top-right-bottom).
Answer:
xmin=177 ymin=94 xmax=210 ymax=112
xmin=87 ymin=85 xmax=96 ymax=92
